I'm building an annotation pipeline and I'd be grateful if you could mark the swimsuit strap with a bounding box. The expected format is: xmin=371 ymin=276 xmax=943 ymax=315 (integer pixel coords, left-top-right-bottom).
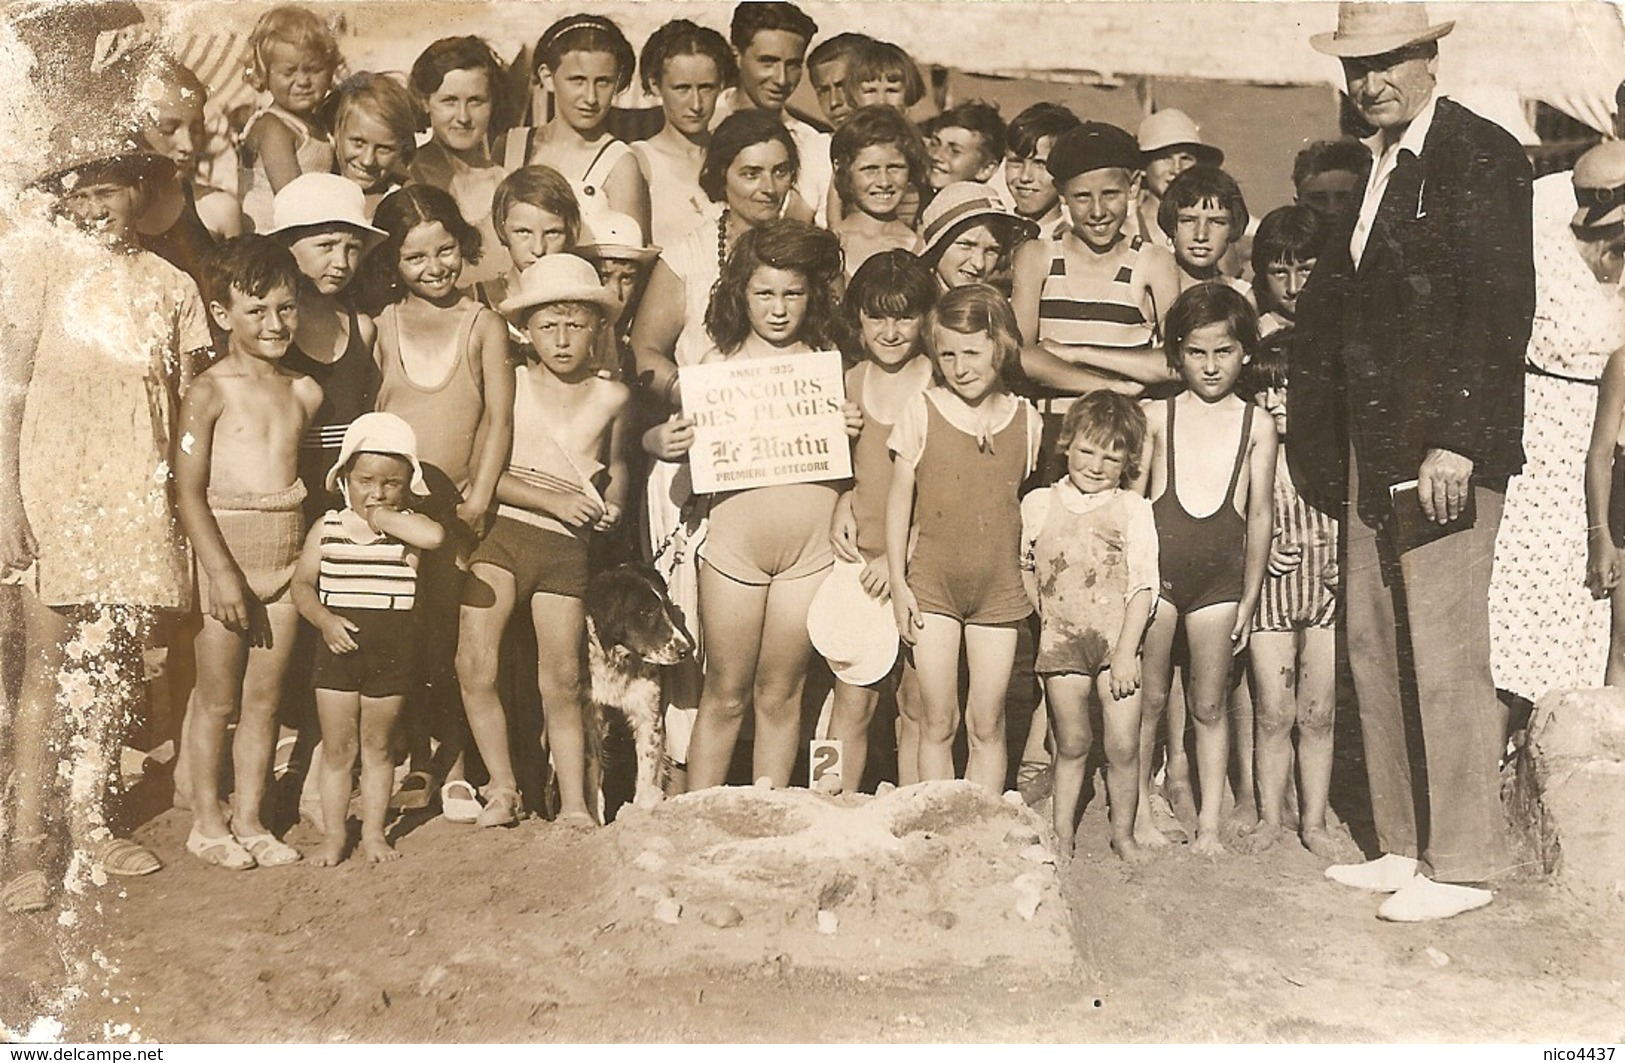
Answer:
xmin=1222 ymin=403 xmax=1255 ymax=508
xmin=456 ymin=301 xmax=484 ymax=395
xmin=582 ymin=138 xmax=619 ymax=185
xmin=1163 ymin=397 xmax=1177 ymax=488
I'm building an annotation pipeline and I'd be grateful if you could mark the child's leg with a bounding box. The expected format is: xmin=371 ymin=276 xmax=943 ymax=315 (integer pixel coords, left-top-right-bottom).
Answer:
xmin=1183 ymin=602 xmax=1241 ymax=854
xmin=187 ymin=613 xmax=249 ymax=841
xmin=1044 ymin=672 xmax=1093 ymax=855
xmin=1608 ymin=584 xmax=1625 ymax=686
xmin=895 ymin=659 xmax=923 ymax=786
xmin=686 ymin=564 xmax=768 ymax=790
xmin=750 ymin=570 xmax=823 ymax=788
xmin=828 ymin=679 xmax=880 ymax=793
xmin=1295 ymin=627 xmax=1342 ymax=854
xmin=531 ymin=592 xmax=591 ymax=821
xmin=7 ymin=591 xmax=72 ymax=884
xmin=911 ymin=614 xmax=964 ymax=782
xmin=1165 ymin=671 xmax=1197 ymax=827
xmin=1100 ymin=677 xmax=1145 ymax=862
xmin=1241 ymin=630 xmax=1296 ymax=853
xmin=229 ymin=600 xmax=300 ymax=837
xmin=962 ymin=623 xmax=1019 ymax=792
xmin=311 ymin=689 xmax=360 ymax=866
xmin=1230 ymin=668 xmax=1257 ymax=826
xmin=358 ymin=694 xmax=405 ymax=861
xmin=1135 ymin=605 xmax=1179 ymax=846
xmin=454 ymin=564 xmax=520 ymax=795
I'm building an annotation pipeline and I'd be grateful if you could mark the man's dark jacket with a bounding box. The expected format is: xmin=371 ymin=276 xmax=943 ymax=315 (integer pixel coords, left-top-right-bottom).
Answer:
xmin=1288 ymin=96 xmax=1536 ymax=522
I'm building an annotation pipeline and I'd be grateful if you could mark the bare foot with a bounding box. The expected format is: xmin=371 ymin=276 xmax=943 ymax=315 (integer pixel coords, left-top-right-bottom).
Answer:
xmin=1227 ymin=796 xmax=1259 ymax=831
xmin=1192 ymin=829 xmax=1226 ymax=856
xmin=1111 ymin=834 xmax=1148 ymax=864
xmin=1167 ymin=780 xmax=1199 ymax=833
xmin=358 ymin=836 xmax=400 ymax=863
xmin=1235 ymin=820 xmax=1282 ymax=855
xmin=308 ymin=836 xmax=346 ymax=868
xmin=1301 ymin=825 xmax=1360 ymax=862
xmin=1133 ymin=816 xmax=1171 ymax=848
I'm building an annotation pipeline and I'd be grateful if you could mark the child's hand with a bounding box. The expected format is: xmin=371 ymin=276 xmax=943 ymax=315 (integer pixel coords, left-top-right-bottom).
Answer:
xmin=860 ymin=554 xmax=890 ymax=600
xmin=1 ymin=505 xmax=36 ymax=576
xmin=455 ymin=497 xmax=491 ymax=536
xmin=892 ymin=582 xmax=924 ymax=645
xmin=644 ymin=415 xmax=695 ymax=461
xmin=841 ymin=400 xmax=864 ymax=440
xmin=1267 ymin=538 xmax=1303 ymax=577
xmin=1230 ymin=606 xmax=1255 ymax=656
xmin=553 ymin=491 xmax=607 ymax=529
xmin=830 ymin=500 xmax=859 ymax=562
xmin=365 ymin=502 xmax=400 ymax=535
xmin=208 ymin=568 xmax=253 ymax=633
xmin=318 ymin=612 xmax=360 ymax=655
xmin=1107 ymin=649 xmax=1141 ymax=700
xmin=593 ymin=502 xmax=622 ymax=532
xmin=1320 ymin=557 xmax=1340 ymax=591
xmin=1586 ymin=536 xmax=1621 ymax=599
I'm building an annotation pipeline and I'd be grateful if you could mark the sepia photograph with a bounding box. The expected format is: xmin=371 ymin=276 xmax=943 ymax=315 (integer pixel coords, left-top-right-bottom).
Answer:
xmin=0 ymin=0 xmax=1623 ymax=1046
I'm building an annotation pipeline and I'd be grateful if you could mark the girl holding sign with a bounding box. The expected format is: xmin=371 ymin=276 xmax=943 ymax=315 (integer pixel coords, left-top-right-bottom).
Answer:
xmin=672 ymin=221 xmax=860 ymax=791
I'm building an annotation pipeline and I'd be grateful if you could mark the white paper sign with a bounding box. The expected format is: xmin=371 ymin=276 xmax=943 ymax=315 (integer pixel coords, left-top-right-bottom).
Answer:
xmin=680 ymin=350 xmax=852 ymax=493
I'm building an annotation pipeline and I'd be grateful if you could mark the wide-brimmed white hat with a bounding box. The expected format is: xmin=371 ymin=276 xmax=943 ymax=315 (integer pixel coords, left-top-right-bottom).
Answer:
xmin=266 ymin=173 xmax=388 ymax=251
xmin=1572 ymin=141 xmax=1625 ymax=231
xmin=807 ymin=561 xmax=899 ymax=687
xmin=1310 ymin=3 xmax=1454 ymax=59
xmin=326 ymin=412 xmax=429 ymax=496
xmin=578 ymin=211 xmax=661 ymax=264
xmin=1137 ymin=110 xmax=1223 ymax=167
xmin=918 ymin=181 xmax=1037 ymax=262
xmin=496 ymin=254 xmax=622 ymax=324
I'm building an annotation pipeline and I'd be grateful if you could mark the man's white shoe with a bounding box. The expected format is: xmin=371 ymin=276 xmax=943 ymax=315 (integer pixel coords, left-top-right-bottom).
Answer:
xmin=1324 ymin=853 xmax=1419 ymax=892
xmin=1378 ymin=876 xmax=1493 ymax=922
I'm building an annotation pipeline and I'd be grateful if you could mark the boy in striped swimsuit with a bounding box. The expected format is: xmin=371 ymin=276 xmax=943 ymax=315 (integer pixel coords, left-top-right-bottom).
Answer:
xmin=291 ymin=413 xmax=445 ymax=866
xmin=1012 ymin=122 xmax=1182 ymax=474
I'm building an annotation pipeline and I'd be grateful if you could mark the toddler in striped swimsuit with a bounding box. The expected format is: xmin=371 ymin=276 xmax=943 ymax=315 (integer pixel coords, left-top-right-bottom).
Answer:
xmin=291 ymin=413 xmax=446 ymax=867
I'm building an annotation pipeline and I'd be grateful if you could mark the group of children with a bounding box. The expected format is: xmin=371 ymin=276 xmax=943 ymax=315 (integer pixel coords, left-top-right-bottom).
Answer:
xmin=2 ymin=0 xmax=1387 ymax=916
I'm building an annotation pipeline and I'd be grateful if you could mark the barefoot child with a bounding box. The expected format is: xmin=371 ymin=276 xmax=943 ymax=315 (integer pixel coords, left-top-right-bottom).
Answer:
xmin=177 ymin=236 xmax=320 ymax=869
xmin=2 ymin=122 xmax=211 ymax=910
xmin=826 ymin=251 xmax=937 ymax=788
xmin=1137 ymin=283 xmax=1275 ymax=854
xmin=237 ymin=5 xmax=341 ymax=232
xmin=664 ymin=221 xmax=859 ymax=790
xmin=830 ymin=105 xmax=928 ymax=275
xmin=1021 ymin=392 xmax=1157 ymax=859
xmin=291 ymin=413 xmax=445 ymax=865
xmin=887 ymin=284 xmax=1042 ymax=791
xmin=1158 ymin=165 xmax=1252 ymax=299
xmin=1238 ymin=329 xmax=1351 ymax=859
xmin=457 ymin=255 xmax=631 ymax=826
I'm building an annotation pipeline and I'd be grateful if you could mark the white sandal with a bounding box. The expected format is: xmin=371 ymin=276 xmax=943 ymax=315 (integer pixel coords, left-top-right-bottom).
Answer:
xmin=186 ymin=827 xmax=256 ymax=871
xmin=440 ymin=780 xmax=483 ymax=824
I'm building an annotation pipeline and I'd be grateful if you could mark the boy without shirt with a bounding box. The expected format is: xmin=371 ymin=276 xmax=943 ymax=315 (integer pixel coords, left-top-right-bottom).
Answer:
xmin=176 ymin=235 xmax=322 ymax=869
xmin=1158 ymin=165 xmax=1254 ymax=299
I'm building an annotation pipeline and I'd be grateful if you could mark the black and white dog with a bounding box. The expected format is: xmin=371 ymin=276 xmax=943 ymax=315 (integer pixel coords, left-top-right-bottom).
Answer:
xmin=584 ymin=564 xmax=694 ymax=814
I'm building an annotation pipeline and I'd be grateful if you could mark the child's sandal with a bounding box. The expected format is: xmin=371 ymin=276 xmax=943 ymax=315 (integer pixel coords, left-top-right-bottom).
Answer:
xmin=233 ymin=831 xmax=301 ymax=867
xmin=440 ymin=780 xmax=483 ymax=824
xmin=186 ymin=827 xmax=257 ymax=870
xmin=475 ymin=787 xmax=522 ymax=828
xmin=87 ymin=837 xmax=163 ymax=877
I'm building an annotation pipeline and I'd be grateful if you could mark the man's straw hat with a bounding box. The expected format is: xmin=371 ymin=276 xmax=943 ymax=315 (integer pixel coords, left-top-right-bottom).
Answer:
xmin=1311 ymin=3 xmax=1454 ymax=59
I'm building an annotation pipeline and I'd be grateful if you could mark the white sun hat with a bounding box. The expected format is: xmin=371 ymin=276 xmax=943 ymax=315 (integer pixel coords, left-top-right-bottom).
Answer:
xmin=267 ymin=172 xmax=388 ymax=251
xmin=496 ymin=253 xmax=622 ymax=325
xmin=806 ymin=560 xmax=900 ymax=687
xmin=326 ymin=411 xmax=429 ymax=496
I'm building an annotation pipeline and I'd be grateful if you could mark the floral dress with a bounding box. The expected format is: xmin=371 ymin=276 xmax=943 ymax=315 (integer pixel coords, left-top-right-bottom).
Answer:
xmin=1488 ymin=173 xmax=1625 ymax=702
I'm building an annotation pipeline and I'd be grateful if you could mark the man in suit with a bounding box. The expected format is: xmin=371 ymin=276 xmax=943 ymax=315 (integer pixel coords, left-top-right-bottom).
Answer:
xmin=1289 ymin=3 xmax=1535 ymax=922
